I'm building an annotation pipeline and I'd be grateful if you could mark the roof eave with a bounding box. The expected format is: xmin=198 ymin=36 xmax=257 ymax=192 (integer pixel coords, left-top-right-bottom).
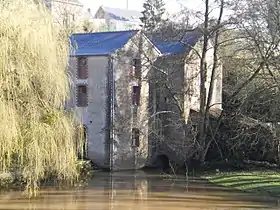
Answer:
xmin=159 ymin=51 xmax=189 ymax=57
xmin=70 ymin=53 xmax=110 ymax=57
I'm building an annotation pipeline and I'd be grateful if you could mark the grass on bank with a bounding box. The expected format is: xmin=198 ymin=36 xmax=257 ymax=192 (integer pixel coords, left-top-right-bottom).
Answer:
xmin=0 ymin=0 xmax=84 ymax=196
xmin=203 ymin=170 xmax=280 ymax=197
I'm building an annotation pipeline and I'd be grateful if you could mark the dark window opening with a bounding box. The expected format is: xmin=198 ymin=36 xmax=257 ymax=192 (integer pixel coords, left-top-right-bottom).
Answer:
xmin=63 ymin=15 xmax=69 ymax=26
xmin=77 ymin=85 xmax=88 ymax=107
xmin=62 ymin=10 xmax=70 ymax=27
xmin=132 ymin=86 xmax=140 ymax=106
xmin=133 ymin=58 xmax=141 ymax=67
xmin=77 ymin=57 xmax=88 ymax=79
xmin=132 ymin=128 xmax=140 ymax=147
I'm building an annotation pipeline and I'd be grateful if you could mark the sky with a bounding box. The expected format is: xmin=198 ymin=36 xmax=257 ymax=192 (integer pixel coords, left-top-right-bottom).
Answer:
xmin=80 ymin=0 xmax=204 ymax=15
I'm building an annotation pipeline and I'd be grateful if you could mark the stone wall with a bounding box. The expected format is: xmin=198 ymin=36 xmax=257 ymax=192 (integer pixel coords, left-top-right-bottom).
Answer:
xmin=148 ymin=39 xmax=223 ymax=167
xmin=111 ymin=32 xmax=159 ymax=170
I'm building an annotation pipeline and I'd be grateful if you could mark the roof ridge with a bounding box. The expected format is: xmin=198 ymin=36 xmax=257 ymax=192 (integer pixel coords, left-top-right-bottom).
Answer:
xmin=70 ymin=30 xmax=140 ymax=56
xmin=101 ymin=6 xmax=141 ymax=12
xmin=151 ymin=29 xmax=203 ymax=56
xmin=72 ymin=30 xmax=140 ymax=36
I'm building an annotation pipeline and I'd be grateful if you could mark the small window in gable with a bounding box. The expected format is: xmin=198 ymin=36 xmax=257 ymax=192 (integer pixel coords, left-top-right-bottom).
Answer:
xmin=132 ymin=86 xmax=140 ymax=106
xmin=77 ymin=57 xmax=88 ymax=79
xmin=76 ymin=85 xmax=88 ymax=107
xmin=131 ymin=128 xmax=140 ymax=147
xmin=133 ymin=58 xmax=141 ymax=67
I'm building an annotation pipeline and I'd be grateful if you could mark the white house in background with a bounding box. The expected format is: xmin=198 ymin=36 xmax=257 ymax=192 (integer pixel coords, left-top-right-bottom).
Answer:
xmin=42 ymin=0 xmax=84 ymax=30
xmin=92 ymin=6 xmax=143 ymax=31
xmin=68 ymin=30 xmax=160 ymax=171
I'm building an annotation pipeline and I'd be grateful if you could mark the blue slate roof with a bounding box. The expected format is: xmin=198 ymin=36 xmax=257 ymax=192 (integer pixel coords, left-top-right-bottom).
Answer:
xmin=70 ymin=30 xmax=139 ymax=56
xmin=152 ymin=30 xmax=202 ymax=56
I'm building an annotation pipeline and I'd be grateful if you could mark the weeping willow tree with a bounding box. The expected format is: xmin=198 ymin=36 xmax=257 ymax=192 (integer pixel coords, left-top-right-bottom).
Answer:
xmin=0 ymin=0 xmax=83 ymax=195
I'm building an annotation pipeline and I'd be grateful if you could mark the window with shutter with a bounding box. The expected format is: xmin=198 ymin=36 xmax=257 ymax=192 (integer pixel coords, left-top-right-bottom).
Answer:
xmin=132 ymin=86 xmax=140 ymax=106
xmin=132 ymin=128 xmax=140 ymax=147
xmin=77 ymin=57 xmax=88 ymax=79
xmin=76 ymin=85 xmax=88 ymax=107
xmin=132 ymin=58 xmax=141 ymax=78
xmin=133 ymin=58 xmax=141 ymax=68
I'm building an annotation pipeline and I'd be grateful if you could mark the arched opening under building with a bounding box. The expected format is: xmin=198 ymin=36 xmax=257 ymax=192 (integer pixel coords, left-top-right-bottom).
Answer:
xmin=77 ymin=124 xmax=88 ymax=160
xmin=83 ymin=124 xmax=88 ymax=159
xmin=155 ymin=154 xmax=170 ymax=171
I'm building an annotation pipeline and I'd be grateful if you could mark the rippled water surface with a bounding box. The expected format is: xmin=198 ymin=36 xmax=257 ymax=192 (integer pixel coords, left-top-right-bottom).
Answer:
xmin=0 ymin=171 xmax=279 ymax=210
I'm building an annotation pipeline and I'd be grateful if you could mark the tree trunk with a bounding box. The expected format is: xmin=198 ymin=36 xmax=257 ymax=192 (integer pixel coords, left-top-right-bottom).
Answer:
xmin=197 ymin=0 xmax=209 ymax=159
xmin=201 ymin=0 xmax=224 ymax=163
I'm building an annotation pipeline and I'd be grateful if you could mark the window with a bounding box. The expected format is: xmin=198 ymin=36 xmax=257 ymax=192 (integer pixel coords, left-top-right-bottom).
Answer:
xmin=131 ymin=128 xmax=140 ymax=147
xmin=77 ymin=57 xmax=88 ymax=79
xmin=133 ymin=58 xmax=141 ymax=67
xmin=63 ymin=17 xmax=68 ymax=27
xmin=77 ymin=85 xmax=88 ymax=107
xmin=132 ymin=58 xmax=141 ymax=78
xmin=191 ymin=124 xmax=198 ymax=136
xmin=131 ymin=67 xmax=136 ymax=77
xmin=132 ymin=86 xmax=140 ymax=106
xmin=164 ymin=97 xmax=170 ymax=103
xmin=62 ymin=12 xmax=69 ymax=27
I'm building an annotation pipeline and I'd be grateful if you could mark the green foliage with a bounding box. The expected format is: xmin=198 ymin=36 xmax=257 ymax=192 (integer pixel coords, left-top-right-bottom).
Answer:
xmin=0 ymin=0 xmax=83 ymax=195
xmin=0 ymin=173 xmax=14 ymax=189
xmin=141 ymin=0 xmax=166 ymax=31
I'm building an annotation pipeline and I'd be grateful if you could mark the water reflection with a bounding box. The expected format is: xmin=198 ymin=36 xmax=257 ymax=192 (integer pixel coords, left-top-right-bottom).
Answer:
xmin=0 ymin=171 xmax=279 ymax=210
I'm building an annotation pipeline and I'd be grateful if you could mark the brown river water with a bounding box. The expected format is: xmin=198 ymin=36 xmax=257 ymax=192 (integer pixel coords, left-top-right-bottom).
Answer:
xmin=0 ymin=171 xmax=279 ymax=210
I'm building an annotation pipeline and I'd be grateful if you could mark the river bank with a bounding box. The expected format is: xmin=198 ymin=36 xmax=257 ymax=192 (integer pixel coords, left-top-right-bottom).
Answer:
xmin=0 ymin=160 xmax=95 ymax=191
xmin=203 ymin=170 xmax=280 ymax=197
xmin=2 ymin=159 xmax=280 ymax=200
